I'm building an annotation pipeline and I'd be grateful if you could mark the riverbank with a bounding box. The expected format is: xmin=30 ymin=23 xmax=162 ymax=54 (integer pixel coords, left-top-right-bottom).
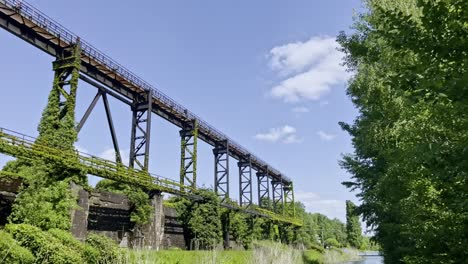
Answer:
xmin=121 ymin=246 xmax=361 ymax=264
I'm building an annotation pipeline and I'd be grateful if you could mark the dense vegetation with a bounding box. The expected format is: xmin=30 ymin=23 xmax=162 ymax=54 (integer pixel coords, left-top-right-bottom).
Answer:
xmin=338 ymin=0 xmax=468 ymax=263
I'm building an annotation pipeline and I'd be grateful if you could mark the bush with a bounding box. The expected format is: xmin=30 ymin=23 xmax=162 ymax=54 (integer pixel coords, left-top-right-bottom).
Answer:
xmin=8 ymin=180 xmax=76 ymax=230
xmin=85 ymin=233 xmax=121 ymax=263
xmin=0 ymin=230 xmax=34 ymax=264
xmin=5 ymin=224 xmax=82 ymax=264
xmin=48 ymin=228 xmax=104 ymax=263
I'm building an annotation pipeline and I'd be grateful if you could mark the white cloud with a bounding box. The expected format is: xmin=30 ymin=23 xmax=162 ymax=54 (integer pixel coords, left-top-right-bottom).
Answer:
xmin=99 ymin=148 xmax=130 ymax=166
xmin=254 ymin=125 xmax=301 ymax=144
xmin=268 ymin=36 xmax=350 ymax=103
xmin=292 ymin=106 xmax=310 ymax=113
xmin=317 ymin=130 xmax=337 ymax=141
xmin=296 ymin=190 xmax=346 ymax=222
xmin=319 ymin=100 xmax=329 ymax=106
xmin=283 ymin=134 xmax=302 ymax=144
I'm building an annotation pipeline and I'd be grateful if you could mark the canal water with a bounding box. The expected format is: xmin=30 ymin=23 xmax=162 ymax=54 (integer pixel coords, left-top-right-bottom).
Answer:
xmin=342 ymin=255 xmax=383 ymax=264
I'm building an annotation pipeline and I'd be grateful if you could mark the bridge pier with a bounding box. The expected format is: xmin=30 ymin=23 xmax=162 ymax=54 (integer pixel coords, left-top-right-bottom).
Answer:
xmin=257 ymin=168 xmax=271 ymax=209
xmin=129 ymin=91 xmax=153 ymax=171
xmin=179 ymin=119 xmax=198 ymax=190
xmin=214 ymin=140 xmax=229 ymax=202
xmin=238 ymin=154 xmax=252 ymax=207
xmin=283 ymin=183 xmax=295 ymax=217
xmin=271 ymin=179 xmax=284 ymax=214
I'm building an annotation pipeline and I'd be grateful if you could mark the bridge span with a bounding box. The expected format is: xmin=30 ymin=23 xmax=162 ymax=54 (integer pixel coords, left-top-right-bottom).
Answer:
xmin=0 ymin=0 xmax=297 ymax=223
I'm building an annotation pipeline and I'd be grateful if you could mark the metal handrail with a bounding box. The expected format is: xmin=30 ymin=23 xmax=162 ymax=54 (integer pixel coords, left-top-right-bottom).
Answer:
xmin=1 ymin=0 xmax=290 ymax=182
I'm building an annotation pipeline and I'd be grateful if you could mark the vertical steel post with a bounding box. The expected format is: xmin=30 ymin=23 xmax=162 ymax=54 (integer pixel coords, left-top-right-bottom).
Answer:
xmin=179 ymin=119 xmax=198 ymax=190
xmin=271 ymin=178 xmax=284 ymax=214
xmin=214 ymin=140 xmax=229 ymax=202
xmin=129 ymin=90 xmax=152 ymax=171
xmin=37 ymin=43 xmax=81 ymax=151
xmin=283 ymin=182 xmax=295 ymax=217
xmin=238 ymin=154 xmax=252 ymax=207
xmin=256 ymin=166 xmax=270 ymax=209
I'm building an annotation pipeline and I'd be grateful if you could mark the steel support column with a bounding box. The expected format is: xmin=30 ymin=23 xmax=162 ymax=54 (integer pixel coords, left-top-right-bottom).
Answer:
xmin=180 ymin=119 xmax=198 ymax=190
xmin=214 ymin=140 xmax=229 ymax=202
xmin=238 ymin=154 xmax=252 ymax=207
xmin=283 ymin=183 xmax=295 ymax=217
xmin=129 ymin=91 xmax=152 ymax=171
xmin=256 ymin=167 xmax=270 ymax=209
xmin=51 ymin=43 xmax=81 ymax=132
xmin=271 ymin=179 xmax=284 ymax=214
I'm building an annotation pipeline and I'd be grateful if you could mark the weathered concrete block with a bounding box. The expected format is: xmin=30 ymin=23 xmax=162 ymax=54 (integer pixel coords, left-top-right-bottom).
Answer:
xmin=70 ymin=183 xmax=89 ymax=241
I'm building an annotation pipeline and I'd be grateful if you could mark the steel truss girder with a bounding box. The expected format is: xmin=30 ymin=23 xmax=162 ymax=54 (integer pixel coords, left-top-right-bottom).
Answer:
xmin=283 ymin=183 xmax=295 ymax=217
xmin=214 ymin=139 xmax=229 ymax=202
xmin=129 ymin=91 xmax=152 ymax=171
xmin=256 ymin=168 xmax=271 ymax=209
xmin=238 ymin=154 xmax=252 ymax=207
xmin=271 ymin=179 xmax=284 ymax=214
xmin=180 ymin=119 xmax=198 ymax=190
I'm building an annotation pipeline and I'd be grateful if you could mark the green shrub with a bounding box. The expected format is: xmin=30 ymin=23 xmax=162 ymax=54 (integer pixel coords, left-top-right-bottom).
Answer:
xmin=85 ymin=233 xmax=121 ymax=263
xmin=5 ymin=224 xmax=82 ymax=264
xmin=48 ymin=228 xmax=103 ymax=263
xmin=0 ymin=230 xmax=34 ymax=264
xmin=8 ymin=180 xmax=76 ymax=230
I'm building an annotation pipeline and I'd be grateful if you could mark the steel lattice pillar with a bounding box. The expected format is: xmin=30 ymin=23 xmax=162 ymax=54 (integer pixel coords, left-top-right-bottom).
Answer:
xmin=180 ymin=119 xmax=198 ymax=190
xmin=238 ymin=154 xmax=252 ymax=207
xmin=214 ymin=140 xmax=229 ymax=202
xmin=271 ymin=179 xmax=284 ymax=214
xmin=256 ymin=167 xmax=270 ymax=209
xmin=283 ymin=182 xmax=295 ymax=217
xmin=129 ymin=91 xmax=152 ymax=171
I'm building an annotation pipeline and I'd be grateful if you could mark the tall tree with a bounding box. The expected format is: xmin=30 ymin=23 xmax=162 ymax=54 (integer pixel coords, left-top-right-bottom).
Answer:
xmin=338 ymin=0 xmax=468 ymax=263
xmin=345 ymin=200 xmax=362 ymax=248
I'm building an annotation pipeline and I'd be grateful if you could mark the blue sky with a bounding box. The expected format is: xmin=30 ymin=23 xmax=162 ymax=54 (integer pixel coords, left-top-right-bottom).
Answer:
xmin=0 ymin=0 xmax=362 ymax=224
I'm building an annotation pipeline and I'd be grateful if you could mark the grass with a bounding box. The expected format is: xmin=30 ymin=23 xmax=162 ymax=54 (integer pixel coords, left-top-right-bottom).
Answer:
xmin=302 ymin=250 xmax=323 ymax=264
xmin=119 ymin=242 xmax=360 ymax=264
xmin=121 ymin=249 xmax=252 ymax=264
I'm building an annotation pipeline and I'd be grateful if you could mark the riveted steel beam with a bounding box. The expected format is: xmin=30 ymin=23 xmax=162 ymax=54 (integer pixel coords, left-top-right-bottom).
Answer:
xmin=256 ymin=166 xmax=271 ymax=209
xmin=180 ymin=119 xmax=198 ymax=190
xmin=283 ymin=182 xmax=295 ymax=217
xmin=271 ymin=178 xmax=284 ymax=214
xmin=238 ymin=154 xmax=252 ymax=207
xmin=214 ymin=139 xmax=229 ymax=202
xmin=129 ymin=91 xmax=152 ymax=171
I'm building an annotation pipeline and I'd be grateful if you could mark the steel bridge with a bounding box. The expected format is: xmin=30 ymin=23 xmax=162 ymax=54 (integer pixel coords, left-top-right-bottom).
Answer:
xmin=0 ymin=0 xmax=298 ymax=225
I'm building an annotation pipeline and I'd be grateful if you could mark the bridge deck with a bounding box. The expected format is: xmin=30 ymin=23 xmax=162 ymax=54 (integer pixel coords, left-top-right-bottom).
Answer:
xmin=0 ymin=0 xmax=291 ymax=184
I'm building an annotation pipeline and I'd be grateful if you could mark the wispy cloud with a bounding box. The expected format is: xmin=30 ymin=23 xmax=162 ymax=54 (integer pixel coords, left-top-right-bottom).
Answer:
xmin=292 ymin=106 xmax=310 ymax=113
xmin=255 ymin=125 xmax=301 ymax=144
xmin=99 ymin=148 xmax=130 ymax=166
xmin=268 ymin=36 xmax=350 ymax=103
xmin=296 ymin=190 xmax=346 ymax=222
xmin=319 ymin=100 xmax=329 ymax=106
xmin=317 ymin=130 xmax=337 ymax=141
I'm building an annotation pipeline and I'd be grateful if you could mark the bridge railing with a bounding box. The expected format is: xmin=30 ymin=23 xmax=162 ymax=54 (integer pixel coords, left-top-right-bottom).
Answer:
xmin=1 ymin=0 xmax=290 ymax=183
xmin=0 ymin=127 xmax=301 ymax=225
xmin=0 ymin=127 xmax=190 ymax=193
